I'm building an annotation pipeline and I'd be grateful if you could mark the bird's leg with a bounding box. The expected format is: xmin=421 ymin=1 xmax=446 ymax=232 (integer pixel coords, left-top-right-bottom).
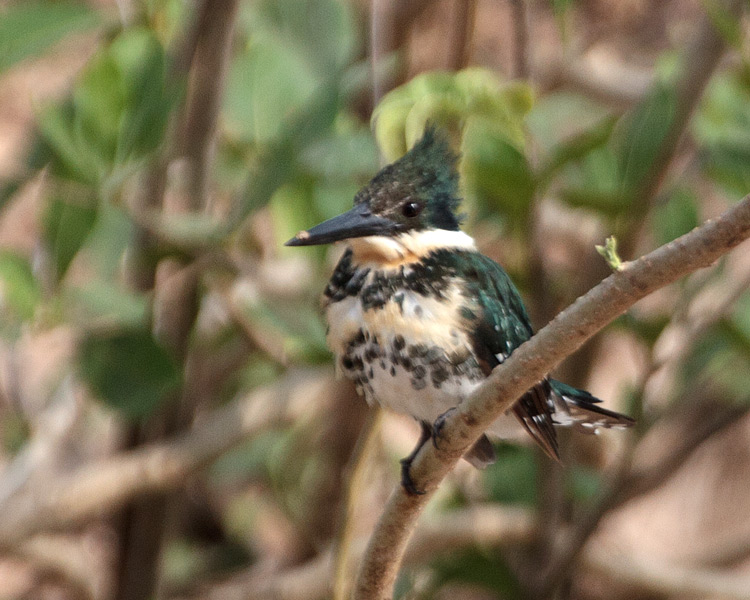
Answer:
xmin=400 ymin=421 xmax=432 ymax=495
xmin=432 ymin=407 xmax=457 ymax=450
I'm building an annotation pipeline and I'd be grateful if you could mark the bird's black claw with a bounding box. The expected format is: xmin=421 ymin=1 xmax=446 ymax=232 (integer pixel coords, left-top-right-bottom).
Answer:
xmin=432 ymin=407 xmax=457 ymax=450
xmin=400 ymin=457 xmax=426 ymax=495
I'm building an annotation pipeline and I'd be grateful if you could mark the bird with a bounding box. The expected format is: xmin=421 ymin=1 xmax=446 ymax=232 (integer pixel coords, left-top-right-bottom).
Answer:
xmin=286 ymin=126 xmax=634 ymax=494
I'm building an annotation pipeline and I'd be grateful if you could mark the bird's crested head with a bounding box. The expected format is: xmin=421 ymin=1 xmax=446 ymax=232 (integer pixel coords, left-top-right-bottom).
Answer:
xmin=286 ymin=127 xmax=463 ymax=248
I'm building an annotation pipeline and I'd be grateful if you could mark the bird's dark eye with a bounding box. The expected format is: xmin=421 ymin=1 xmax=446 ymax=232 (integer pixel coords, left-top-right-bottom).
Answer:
xmin=402 ymin=201 xmax=422 ymax=218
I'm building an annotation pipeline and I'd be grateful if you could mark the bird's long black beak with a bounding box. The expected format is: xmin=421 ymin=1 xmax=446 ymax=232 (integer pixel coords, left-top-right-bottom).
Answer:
xmin=285 ymin=204 xmax=396 ymax=247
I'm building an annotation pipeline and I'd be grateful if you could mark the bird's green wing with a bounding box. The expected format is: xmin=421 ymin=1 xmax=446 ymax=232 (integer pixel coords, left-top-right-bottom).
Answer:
xmin=448 ymin=251 xmax=560 ymax=459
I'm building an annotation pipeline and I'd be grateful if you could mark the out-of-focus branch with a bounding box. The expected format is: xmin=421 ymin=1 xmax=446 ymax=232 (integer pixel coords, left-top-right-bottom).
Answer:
xmin=15 ymin=535 xmax=110 ymax=600
xmin=622 ymin=403 xmax=749 ymax=503
xmin=534 ymin=263 xmax=750 ymax=595
xmin=583 ymin=542 xmax=750 ymax=600
xmin=0 ymin=377 xmax=81 ymax=506
xmin=332 ymin=409 xmax=384 ymax=600
xmin=196 ymin=505 xmax=536 ymax=600
xmin=534 ymin=47 xmax=653 ymax=107
xmin=194 ymin=505 xmax=750 ymax=600
xmin=509 ymin=0 xmax=528 ymax=78
xmin=117 ymin=2 xmax=240 ymax=599
xmin=618 ymin=0 xmax=744 ymax=256
xmin=179 ymin=1 xmax=240 ymax=211
xmin=447 ymin=0 xmax=476 ymax=71
xmin=536 ymin=399 xmax=749 ymax=597
xmin=0 ymin=369 xmax=329 ymax=549
xmin=370 ymin=0 xmax=433 ymax=103
xmin=353 ymin=194 xmax=750 ymax=600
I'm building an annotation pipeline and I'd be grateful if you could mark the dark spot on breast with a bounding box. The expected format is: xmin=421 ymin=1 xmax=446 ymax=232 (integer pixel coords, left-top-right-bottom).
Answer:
xmin=393 ymin=335 xmax=405 ymax=350
xmin=413 ymin=365 xmax=426 ymax=379
xmin=460 ymin=306 xmax=477 ymax=321
xmin=342 ymin=357 xmax=354 ymax=370
xmin=432 ymin=365 xmax=450 ymax=385
xmin=425 ymin=347 xmax=443 ymax=364
xmin=412 ymin=378 xmax=427 ymax=390
xmin=390 ymin=366 xmax=397 ymax=377
xmin=394 ymin=292 xmax=405 ymax=314
xmin=345 ymin=268 xmax=371 ymax=295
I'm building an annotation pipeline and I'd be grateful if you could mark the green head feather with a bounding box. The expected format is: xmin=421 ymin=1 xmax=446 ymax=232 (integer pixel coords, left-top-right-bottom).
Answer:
xmin=355 ymin=126 xmax=463 ymax=232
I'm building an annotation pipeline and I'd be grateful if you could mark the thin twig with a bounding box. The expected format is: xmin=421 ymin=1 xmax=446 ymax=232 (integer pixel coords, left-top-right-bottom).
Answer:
xmin=509 ymin=0 xmax=528 ymax=78
xmin=353 ymin=194 xmax=750 ymax=600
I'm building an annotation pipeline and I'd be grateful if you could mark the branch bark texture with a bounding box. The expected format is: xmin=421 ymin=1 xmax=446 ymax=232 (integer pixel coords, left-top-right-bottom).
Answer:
xmin=354 ymin=194 xmax=750 ymax=600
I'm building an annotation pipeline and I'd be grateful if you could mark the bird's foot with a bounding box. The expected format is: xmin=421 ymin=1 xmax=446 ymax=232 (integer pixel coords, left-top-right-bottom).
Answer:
xmin=399 ymin=457 xmax=426 ymax=496
xmin=398 ymin=421 xmax=432 ymax=496
xmin=432 ymin=407 xmax=457 ymax=450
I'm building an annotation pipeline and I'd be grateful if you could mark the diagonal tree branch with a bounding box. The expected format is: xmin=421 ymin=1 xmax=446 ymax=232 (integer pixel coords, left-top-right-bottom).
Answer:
xmin=353 ymin=193 xmax=750 ymax=600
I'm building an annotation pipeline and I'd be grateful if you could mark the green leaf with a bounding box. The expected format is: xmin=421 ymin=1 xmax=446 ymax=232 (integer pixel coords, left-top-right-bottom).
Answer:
xmin=557 ymin=147 xmax=628 ymax=215
xmin=536 ymin=114 xmax=618 ymax=186
xmin=36 ymin=101 xmax=106 ymax=184
xmin=701 ymin=140 xmax=750 ymax=197
xmin=73 ymin=52 xmax=125 ymax=162
xmin=652 ymin=187 xmax=699 ymax=245
xmin=430 ymin=547 xmax=523 ymax=598
xmin=251 ymin=0 xmax=355 ymax=75
xmin=111 ymin=28 xmax=174 ymax=160
xmin=373 ymin=68 xmax=533 ymax=162
xmin=44 ymin=196 xmax=98 ymax=281
xmin=237 ymin=292 xmax=330 ymax=363
xmin=81 ymin=203 xmax=133 ymax=279
xmin=483 ymin=443 xmax=538 ymax=505
xmin=0 ymin=252 xmax=41 ymax=321
xmin=230 ymin=78 xmax=342 ymax=226
xmin=613 ymin=83 xmax=677 ymax=195
xmin=527 ymin=91 xmax=611 ymax=151
xmin=461 ymin=121 xmax=535 ymax=220
xmin=595 ymin=235 xmax=623 ymax=271
xmin=566 ymin=463 xmax=603 ymax=502
xmin=64 ymin=280 xmax=148 ymax=329
xmin=299 ymin=131 xmax=379 ymax=180
xmin=224 ymin=33 xmax=319 ymax=143
xmin=78 ymin=328 xmax=181 ymax=419
xmin=704 ymin=0 xmax=743 ymax=48
xmin=0 ymin=1 xmax=100 ymax=74
xmin=694 ymin=71 xmax=750 ymax=195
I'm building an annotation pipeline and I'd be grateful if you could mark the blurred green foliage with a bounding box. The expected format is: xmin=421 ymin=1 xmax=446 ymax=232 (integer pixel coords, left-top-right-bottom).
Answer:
xmin=78 ymin=328 xmax=181 ymax=419
xmin=0 ymin=1 xmax=100 ymax=74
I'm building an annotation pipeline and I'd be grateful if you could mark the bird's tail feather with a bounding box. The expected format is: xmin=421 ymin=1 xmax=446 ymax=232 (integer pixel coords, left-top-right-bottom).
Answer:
xmin=549 ymin=379 xmax=635 ymax=432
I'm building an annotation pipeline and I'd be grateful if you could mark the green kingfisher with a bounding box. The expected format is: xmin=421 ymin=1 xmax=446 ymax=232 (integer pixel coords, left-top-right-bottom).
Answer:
xmin=286 ymin=127 xmax=634 ymax=494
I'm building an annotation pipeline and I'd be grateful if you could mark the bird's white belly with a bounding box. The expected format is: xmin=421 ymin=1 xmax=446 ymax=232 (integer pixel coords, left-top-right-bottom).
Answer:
xmin=367 ymin=365 xmax=521 ymax=437
xmin=326 ymin=279 xmax=522 ymax=439
xmin=365 ymin=358 xmax=476 ymax=422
